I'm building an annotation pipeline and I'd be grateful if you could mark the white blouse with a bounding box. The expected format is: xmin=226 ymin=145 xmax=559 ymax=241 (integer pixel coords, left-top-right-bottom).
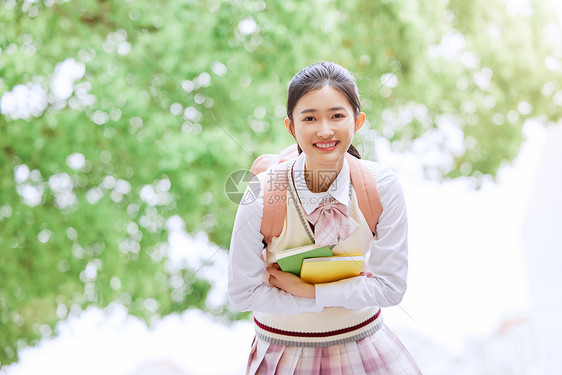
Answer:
xmin=228 ymin=152 xmax=409 ymax=314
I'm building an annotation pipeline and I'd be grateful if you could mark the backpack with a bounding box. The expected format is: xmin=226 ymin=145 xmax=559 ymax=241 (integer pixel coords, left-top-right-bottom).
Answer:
xmin=250 ymin=144 xmax=383 ymax=246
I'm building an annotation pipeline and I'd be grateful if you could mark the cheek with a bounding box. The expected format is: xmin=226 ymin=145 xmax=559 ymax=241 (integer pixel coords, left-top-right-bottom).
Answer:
xmin=337 ymin=124 xmax=355 ymax=138
xmin=294 ymin=125 xmax=311 ymax=140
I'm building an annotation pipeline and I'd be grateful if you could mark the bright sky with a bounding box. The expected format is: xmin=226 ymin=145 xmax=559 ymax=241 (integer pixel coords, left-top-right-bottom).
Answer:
xmin=377 ymin=119 xmax=545 ymax=353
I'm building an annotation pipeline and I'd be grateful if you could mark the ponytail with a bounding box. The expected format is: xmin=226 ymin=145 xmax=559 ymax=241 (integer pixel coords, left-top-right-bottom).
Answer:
xmin=346 ymin=144 xmax=362 ymax=159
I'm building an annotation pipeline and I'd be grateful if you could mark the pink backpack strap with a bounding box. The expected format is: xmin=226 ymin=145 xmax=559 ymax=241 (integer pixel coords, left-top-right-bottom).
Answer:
xmin=251 ymin=144 xmax=298 ymax=176
xmin=260 ymin=160 xmax=292 ymax=245
xmin=345 ymin=154 xmax=382 ymax=235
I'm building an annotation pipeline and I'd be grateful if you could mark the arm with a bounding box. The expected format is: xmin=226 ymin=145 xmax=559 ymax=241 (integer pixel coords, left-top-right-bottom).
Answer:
xmin=266 ymin=263 xmax=315 ymax=298
xmin=227 ymin=174 xmax=323 ymax=314
xmin=314 ymin=163 xmax=409 ymax=309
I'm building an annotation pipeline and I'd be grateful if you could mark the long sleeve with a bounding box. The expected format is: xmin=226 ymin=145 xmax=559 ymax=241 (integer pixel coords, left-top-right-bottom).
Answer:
xmin=227 ymin=173 xmax=323 ymax=314
xmin=314 ymin=162 xmax=409 ymax=309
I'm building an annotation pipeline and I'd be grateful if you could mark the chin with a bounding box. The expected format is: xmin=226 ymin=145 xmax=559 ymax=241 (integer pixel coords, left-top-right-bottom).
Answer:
xmin=304 ymin=149 xmax=347 ymax=168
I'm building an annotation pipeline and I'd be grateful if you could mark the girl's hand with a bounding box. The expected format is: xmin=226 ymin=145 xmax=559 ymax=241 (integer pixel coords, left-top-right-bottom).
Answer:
xmin=266 ymin=265 xmax=315 ymax=299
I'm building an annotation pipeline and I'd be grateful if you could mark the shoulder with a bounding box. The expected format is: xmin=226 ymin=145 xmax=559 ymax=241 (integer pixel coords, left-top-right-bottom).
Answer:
xmin=357 ymin=160 xmax=407 ymax=218
xmin=357 ymin=159 xmax=400 ymax=192
xmin=257 ymin=158 xmax=296 ymax=189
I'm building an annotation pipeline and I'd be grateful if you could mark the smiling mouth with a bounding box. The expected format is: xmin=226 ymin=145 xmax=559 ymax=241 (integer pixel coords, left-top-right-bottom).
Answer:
xmin=314 ymin=141 xmax=339 ymax=150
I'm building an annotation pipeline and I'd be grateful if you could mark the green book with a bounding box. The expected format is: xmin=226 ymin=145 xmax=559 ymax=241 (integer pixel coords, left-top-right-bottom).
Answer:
xmin=272 ymin=244 xmax=333 ymax=276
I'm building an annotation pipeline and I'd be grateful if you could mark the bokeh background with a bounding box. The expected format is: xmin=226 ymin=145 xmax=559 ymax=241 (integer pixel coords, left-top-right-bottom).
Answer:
xmin=1 ymin=0 xmax=561 ymax=373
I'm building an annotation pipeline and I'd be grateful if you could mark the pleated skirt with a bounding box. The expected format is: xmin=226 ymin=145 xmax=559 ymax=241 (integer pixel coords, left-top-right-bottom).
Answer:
xmin=246 ymin=323 xmax=421 ymax=374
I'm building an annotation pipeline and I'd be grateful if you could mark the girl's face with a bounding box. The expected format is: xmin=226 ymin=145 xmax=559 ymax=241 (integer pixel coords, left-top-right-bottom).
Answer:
xmin=285 ymin=85 xmax=365 ymax=172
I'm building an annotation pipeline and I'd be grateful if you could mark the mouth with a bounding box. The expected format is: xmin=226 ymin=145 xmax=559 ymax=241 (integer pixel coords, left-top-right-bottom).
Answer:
xmin=313 ymin=140 xmax=339 ymax=151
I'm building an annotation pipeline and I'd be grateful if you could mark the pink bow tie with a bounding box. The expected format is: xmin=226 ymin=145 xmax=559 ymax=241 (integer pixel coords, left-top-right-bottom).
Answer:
xmin=306 ymin=197 xmax=359 ymax=247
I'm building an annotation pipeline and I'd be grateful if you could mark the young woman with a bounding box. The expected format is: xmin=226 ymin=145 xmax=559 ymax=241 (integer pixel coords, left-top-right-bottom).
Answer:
xmin=228 ymin=62 xmax=421 ymax=374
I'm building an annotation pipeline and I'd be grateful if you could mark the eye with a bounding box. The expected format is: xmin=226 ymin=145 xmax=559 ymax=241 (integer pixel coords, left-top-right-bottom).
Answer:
xmin=333 ymin=113 xmax=345 ymax=119
xmin=303 ymin=116 xmax=315 ymax=122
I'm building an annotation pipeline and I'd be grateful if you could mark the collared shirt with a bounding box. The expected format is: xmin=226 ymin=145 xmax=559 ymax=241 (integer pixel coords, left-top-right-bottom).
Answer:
xmin=228 ymin=152 xmax=409 ymax=314
xmin=293 ymin=152 xmax=350 ymax=215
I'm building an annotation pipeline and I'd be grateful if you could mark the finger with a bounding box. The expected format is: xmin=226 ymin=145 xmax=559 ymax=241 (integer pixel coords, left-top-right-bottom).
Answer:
xmin=268 ymin=274 xmax=281 ymax=288
xmin=266 ymin=266 xmax=283 ymax=277
xmin=262 ymin=270 xmax=272 ymax=285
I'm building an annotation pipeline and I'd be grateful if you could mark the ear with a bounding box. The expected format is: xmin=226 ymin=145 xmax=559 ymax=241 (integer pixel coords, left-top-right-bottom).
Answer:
xmin=284 ymin=117 xmax=296 ymax=139
xmin=354 ymin=112 xmax=366 ymax=133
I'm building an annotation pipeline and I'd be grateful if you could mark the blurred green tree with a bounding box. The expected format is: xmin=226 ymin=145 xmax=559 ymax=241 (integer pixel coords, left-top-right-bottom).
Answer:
xmin=0 ymin=0 xmax=560 ymax=366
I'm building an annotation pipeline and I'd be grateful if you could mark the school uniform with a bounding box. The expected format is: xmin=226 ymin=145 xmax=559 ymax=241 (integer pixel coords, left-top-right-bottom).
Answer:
xmin=229 ymin=152 xmax=421 ymax=374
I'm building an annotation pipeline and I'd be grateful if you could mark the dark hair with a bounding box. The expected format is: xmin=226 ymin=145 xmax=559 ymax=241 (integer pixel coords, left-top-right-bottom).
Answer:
xmin=287 ymin=62 xmax=362 ymax=159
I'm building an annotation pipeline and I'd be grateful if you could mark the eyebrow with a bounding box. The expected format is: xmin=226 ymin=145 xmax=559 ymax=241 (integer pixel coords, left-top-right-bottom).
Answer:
xmin=299 ymin=106 xmax=347 ymax=114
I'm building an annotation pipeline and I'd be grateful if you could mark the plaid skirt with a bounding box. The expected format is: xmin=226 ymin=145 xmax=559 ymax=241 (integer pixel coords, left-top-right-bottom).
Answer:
xmin=246 ymin=323 xmax=421 ymax=374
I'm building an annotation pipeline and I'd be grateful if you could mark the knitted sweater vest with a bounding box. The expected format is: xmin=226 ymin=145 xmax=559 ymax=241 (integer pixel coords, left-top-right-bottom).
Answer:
xmin=253 ymin=162 xmax=382 ymax=347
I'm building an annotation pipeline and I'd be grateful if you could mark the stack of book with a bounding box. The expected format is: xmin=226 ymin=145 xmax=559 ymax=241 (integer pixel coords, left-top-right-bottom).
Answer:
xmin=270 ymin=244 xmax=364 ymax=284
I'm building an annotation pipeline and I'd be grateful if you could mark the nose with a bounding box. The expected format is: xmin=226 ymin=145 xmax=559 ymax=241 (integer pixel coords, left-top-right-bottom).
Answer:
xmin=317 ymin=119 xmax=335 ymax=138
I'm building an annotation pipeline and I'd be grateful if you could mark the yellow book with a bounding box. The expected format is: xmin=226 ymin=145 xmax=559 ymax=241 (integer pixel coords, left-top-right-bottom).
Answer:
xmin=300 ymin=254 xmax=364 ymax=284
xmin=272 ymin=244 xmax=332 ymax=277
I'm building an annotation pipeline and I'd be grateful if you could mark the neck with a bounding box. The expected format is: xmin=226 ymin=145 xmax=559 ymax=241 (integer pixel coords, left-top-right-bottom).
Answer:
xmin=304 ymin=159 xmax=343 ymax=193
